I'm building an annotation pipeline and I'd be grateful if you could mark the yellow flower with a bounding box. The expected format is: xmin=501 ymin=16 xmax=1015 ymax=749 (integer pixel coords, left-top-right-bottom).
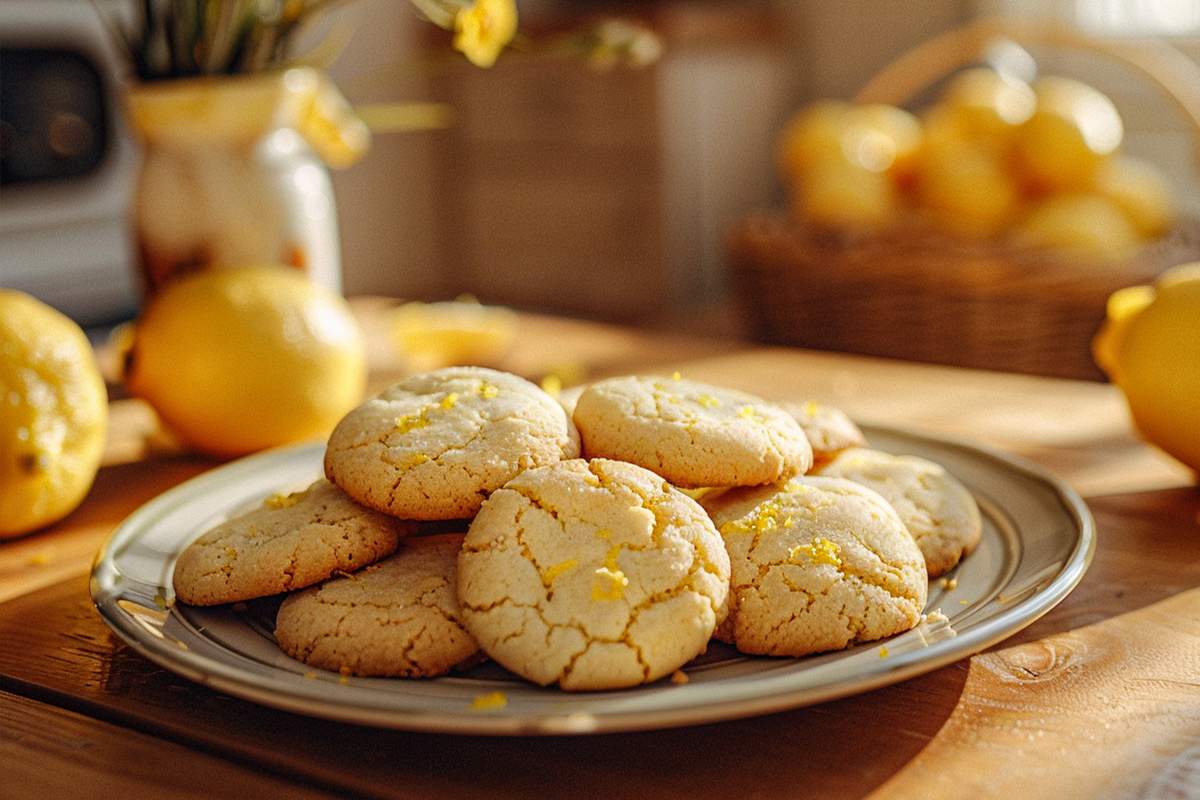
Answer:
xmin=453 ymin=0 xmax=518 ymax=68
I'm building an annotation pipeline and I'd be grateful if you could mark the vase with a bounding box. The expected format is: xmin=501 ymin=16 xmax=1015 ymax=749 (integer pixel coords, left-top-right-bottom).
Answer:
xmin=125 ymin=68 xmax=368 ymax=296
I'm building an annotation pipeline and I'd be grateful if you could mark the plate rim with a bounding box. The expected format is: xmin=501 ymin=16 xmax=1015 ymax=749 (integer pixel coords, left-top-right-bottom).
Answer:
xmin=90 ymin=427 xmax=1095 ymax=735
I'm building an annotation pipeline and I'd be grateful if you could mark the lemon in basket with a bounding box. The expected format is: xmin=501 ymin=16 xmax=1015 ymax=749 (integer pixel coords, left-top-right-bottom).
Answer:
xmin=1012 ymin=193 xmax=1139 ymax=260
xmin=1093 ymin=156 xmax=1175 ymax=239
xmin=794 ymin=154 xmax=899 ymax=232
xmin=916 ymin=137 xmax=1019 ymax=238
xmin=1017 ymin=76 xmax=1123 ymax=191
xmin=939 ymin=67 xmax=1036 ymax=142
xmin=126 ymin=266 xmax=366 ymax=457
xmin=0 ymin=290 xmax=107 ymax=538
xmin=1094 ymin=262 xmax=1200 ymax=472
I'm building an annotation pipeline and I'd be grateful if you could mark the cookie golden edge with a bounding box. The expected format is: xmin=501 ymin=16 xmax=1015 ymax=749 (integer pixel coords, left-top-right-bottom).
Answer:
xmin=275 ymin=533 xmax=479 ymax=678
xmin=703 ymin=476 xmax=928 ymax=657
xmin=572 ymin=375 xmax=813 ymax=488
xmin=324 ymin=366 xmax=580 ymax=521
xmin=457 ymin=457 xmax=731 ymax=691
xmin=172 ymin=478 xmax=409 ymax=606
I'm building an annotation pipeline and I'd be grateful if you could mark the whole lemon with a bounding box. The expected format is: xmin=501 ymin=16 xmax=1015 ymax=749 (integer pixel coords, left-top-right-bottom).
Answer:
xmin=916 ymin=137 xmax=1019 ymax=238
xmin=1093 ymin=156 xmax=1175 ymax=240
xmin=1017 ymin=76 xmax=1123 ymax=191
xmin=939 ymin=67 xmax=1036 ymax=142
xmin=1013 ymin=193 xmax=1140 ymax=260
xmin=126 ymin=266 xmax=366 ymax=457
xmin=1094 ymin=263 xmax=1200 ymax=473
xmin=794 ymin=154 xmax=899 ymax=232
xmin=0 ymin=290 xmax=107 ymax=538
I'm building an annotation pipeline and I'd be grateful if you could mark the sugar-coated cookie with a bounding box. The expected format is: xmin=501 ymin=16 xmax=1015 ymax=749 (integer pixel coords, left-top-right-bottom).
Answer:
xmin=324 ymin=367 xmax=579 ymax=520
xmin=573 ymin=375 xmax=813 ymax=488
xmin=275 ymin=534 xmax=479 ymax=677
xmin=458 ymin=458 xmax=730 ymax=691
xmin=779 ymin=401 xmax=867 ymax=464
xmin=815 ymin=448 xmax=982 ymax=577
xmin=173 ymin=479 xmax=407 ymax=606
xmin=703 ymin=476 xmax=927 ymax=657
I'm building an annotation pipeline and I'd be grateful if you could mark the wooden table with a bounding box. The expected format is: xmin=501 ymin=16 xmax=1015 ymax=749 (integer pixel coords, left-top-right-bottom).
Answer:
xmin=2 ymin=310 xmax=1197 ymax=799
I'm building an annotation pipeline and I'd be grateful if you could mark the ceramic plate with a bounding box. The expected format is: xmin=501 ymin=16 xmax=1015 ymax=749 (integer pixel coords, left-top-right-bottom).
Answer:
xmin=91 ymin=426 xmax=1094 ymax=735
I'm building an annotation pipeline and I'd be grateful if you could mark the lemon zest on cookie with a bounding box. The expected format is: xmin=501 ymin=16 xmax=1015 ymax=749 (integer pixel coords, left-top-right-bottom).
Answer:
xmin=803 ymin=400 xmax=821 ymax=416
xmin=696 ymin=394 xmax=720 ymax=409
xmin=440 ymin=392 xmax=460 ymax=410
xmin=671 ymin=371 xmax=682 ymax=381
xmin=404 ymin=453 xmax=430 ymax=468
xmin=477 ymin=381 xmax=499 ymax=399
xmin=541 ymin=558 xmax=578 ymax=584
xmin=395 ymin=408 xmax=431 ymax=433
xmin=471 ymin=691 xmax=508 ymax=711
xmin=592 ymin=566 xmax=629 ymax=601
xmin=789 ymin=537 xmax=842 ymax=567
xmin=264 ymin=491 xmax=302 ymax=509
xmin=738 ymin=405 xmax=767 ymax=423
xmin=595 ymin=528 xmax=611 ymax=540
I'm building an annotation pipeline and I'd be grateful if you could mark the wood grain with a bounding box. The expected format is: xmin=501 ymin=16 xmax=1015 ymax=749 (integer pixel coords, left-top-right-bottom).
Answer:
xmin=873 ymin=587 xmax=1200 ymax=800
xmin=0 ymin=489 xmax=1195 ymax=799
xmin=0 ymin=689 xmax=335 ymax=799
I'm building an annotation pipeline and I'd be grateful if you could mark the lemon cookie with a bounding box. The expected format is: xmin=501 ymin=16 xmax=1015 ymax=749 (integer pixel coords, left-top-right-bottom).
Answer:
xmin=572 ymin=375 xmax=812 ymax=487
xmin=324 ymin=367 xmax=579 ymax=520
xmin=815 ymin=448 xmax=982 ymax=577
xmin=703 ymin=476 xmax=927 ymax=657
xmin=275 ymin=534 xmax=479 ymax=677
xmin=779 ymin=401 xmax=867 ymax=464
xmin=458 ymin=458 xmax=730 ymax=691
xmin=173 ymin=479 xmax=407 ymax=606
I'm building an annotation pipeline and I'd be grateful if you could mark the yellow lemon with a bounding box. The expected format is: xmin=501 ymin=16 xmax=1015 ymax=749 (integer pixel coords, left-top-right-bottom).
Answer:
xmin=916 ymin=137 xmax=1019 ymax=238
xmin=794 ymin=154 xmax=899 ymax=232
xmin=0 ymin=290 xmax=107 ymax=538
xmin=126 ymin=266 xmax=366 ymax=457
xmin=848 ymin=104 xmax=923 ymax=179
xmin=1017 ymin=76 xmax=1123 ymax=191
xmin=1093 ymin=156 xmax=1175 ymax=240
xmin=777 ymin=101 xmax=855 ymax=181
xmin=1013 ymin=193 xmax=1140 ymax=260
xmin=1094 ymin=263 xmax=1200 ymax=472
xmin=939 ymin=67 xmax=1036 ymax=142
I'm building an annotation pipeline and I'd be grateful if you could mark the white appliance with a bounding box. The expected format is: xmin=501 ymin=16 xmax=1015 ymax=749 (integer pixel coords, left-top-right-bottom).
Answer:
xmin=0 ymin=0 xmax=139 ymax=324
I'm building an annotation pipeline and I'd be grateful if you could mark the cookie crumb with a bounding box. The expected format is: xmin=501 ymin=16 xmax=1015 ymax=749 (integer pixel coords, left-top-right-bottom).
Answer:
xmin=153 ymin=593 xmax=168 ymax=610
xmin=303 ymin=671 xmax=318 ymax=680
xmin=27 ymin=550 xmax=52 ymax=566
xmin=959 ymin=599 xmax=970 ymax=605
xmin=878 ymin=646 xmax=889 ymax=659
xmin=471 ymin=691 xmax=508 ymax=711
xmin=938 ymin=577 xmax=959 ymax=591
xmin=671 ymin=670 xmax=689 ymax=685
xmin=671 ymin=371 xmax=682 ymax=381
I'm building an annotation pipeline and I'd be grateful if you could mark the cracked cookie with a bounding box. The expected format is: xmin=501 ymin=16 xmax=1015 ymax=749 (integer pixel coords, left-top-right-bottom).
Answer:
xmin=572 ymin=375 xmax=812 ymax=488
xmin=173 ymin=479 xmax=408 ymax=606
xmin=324 ymin=367 xmax=579 ymax=520
xmin=458 ymin=458 xmax=730 ymax=691
xmin=275 ymin=533 xmax=479 ymax=677
xmin=703 ymin=476 xmax=927 ymax=657
xmin=778 ymin=401 xmax=867 ymax=464
xmin=815 ymin=448 xmax=982 ymax=577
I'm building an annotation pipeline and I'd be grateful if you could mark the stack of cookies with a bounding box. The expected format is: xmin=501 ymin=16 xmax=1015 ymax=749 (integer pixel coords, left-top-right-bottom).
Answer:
xmin=172 ymin=367 xmax=981 ymax=691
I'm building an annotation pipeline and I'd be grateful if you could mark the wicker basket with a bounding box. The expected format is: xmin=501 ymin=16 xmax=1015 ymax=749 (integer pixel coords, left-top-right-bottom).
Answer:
xmin=730 ymin=20 xmax=1200 ymax=381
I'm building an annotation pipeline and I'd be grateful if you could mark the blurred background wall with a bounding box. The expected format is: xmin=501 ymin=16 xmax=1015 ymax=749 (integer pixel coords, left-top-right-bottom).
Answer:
xmin=2 ymin=0 xmax=1197 ymax=332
